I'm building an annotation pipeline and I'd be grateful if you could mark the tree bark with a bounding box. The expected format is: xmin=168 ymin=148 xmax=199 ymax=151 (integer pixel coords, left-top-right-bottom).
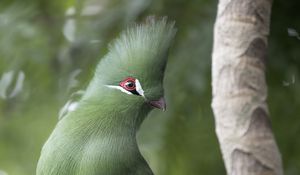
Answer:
xmin=211 ymin=0 xmax=283 ymax=174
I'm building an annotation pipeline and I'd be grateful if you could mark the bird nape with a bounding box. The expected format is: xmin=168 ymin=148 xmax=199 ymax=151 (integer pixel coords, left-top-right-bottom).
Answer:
xmin=36 ymin=17 xmax=176 ymax=175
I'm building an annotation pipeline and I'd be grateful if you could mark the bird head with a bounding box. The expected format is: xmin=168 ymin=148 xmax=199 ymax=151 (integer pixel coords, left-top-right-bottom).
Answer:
xmin=84 ymin=17 xmax=176 ymax=115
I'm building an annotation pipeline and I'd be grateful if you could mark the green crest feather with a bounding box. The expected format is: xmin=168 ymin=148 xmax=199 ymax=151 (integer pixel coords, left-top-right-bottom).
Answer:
xmin=96 ymin=16 xmax=176 ymax=85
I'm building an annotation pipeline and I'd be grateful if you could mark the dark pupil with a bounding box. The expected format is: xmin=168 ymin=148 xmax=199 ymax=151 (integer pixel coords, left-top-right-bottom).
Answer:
xmin=126 ymin=81 xmax=134 ymax=88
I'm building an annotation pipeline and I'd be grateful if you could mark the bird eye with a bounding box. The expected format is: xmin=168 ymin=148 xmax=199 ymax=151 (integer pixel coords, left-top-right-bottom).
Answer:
xmin=125 ymin=81 xmax=135 ymax=88
xmin=112 ymin=77 xmax=142 ymax=96
xmin=119 ymin=77 xmax=137 ymax=91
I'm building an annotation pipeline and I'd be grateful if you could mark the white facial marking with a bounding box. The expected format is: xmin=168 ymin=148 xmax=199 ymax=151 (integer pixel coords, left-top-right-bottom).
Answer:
xmin=135 ymin=79 xmax=145 ymax=97
xmin=105 ymin=85 xmax=133 ymax=95
xmin=105 ymin=78 xmax=145 ymax=97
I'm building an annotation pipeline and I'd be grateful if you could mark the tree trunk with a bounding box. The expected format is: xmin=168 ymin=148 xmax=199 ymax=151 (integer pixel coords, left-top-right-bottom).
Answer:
xmin=211 ymin=0 xmax=284 ymax=174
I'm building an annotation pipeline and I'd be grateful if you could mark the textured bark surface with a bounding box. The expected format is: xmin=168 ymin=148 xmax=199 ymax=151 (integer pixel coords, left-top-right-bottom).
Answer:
xmin=211 ymin=0 xmax=283 ymax=174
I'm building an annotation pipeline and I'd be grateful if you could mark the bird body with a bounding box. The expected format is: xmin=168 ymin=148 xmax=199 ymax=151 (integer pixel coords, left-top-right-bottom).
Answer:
xmin=37 ymin=17 xmax=176 ymax=175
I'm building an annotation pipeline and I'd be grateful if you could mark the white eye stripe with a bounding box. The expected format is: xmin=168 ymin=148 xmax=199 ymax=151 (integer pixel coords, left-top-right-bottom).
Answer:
xmin=105 ymin=78 xmax=145 ymax=97
xmin=105 ymin=85 xmax=133 ymax=95
xmin=135 ymin=79 xmax=145 ymax=97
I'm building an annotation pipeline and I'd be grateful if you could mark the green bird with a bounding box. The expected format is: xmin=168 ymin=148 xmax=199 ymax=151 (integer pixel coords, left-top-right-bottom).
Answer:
xmin=36 ymin=17 xmax=176 ymax=175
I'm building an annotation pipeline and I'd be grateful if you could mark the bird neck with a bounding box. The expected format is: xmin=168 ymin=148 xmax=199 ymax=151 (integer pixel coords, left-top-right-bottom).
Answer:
xmin=55 ymin=96 xmax=153 ymax=174
xmin=67 ymin=88 xmax=151 ymax=148
xmin=78 ymin=84 xmax=151 ymax=135
xmin=73 ymin=99 xmax=148 ymax=135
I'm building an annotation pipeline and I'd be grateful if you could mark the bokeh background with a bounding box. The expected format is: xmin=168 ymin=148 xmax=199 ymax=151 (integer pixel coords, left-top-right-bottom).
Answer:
xmin=0 ymin=0 xmax=300 ymax=174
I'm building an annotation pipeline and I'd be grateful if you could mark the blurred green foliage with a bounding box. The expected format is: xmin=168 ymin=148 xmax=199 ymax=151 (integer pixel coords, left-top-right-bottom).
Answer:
xmin=0 ymin=0 xmax=299 ymax=175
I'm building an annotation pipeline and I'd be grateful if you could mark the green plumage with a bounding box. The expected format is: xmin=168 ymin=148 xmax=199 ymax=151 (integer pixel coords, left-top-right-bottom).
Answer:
xmin=36 ymin=17 xmax=176 ymax=175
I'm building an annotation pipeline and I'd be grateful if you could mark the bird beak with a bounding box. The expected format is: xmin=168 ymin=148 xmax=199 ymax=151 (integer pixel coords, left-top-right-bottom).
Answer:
xmin=148 ymin=97 xmax=166 ymax=111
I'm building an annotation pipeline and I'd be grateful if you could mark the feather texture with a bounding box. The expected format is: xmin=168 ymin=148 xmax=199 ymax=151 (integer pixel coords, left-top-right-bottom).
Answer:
xmin=37 ymin=17 xmax=176 ymax=175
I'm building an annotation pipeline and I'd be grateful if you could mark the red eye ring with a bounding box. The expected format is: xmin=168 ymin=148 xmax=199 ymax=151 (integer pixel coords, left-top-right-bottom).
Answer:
xmin=119 ymin=77 xmax=136 ymax=91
